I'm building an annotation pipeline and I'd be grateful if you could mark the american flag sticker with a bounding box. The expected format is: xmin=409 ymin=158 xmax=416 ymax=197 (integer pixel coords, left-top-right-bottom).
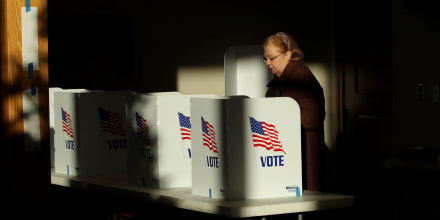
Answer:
xmin=136 ymin=112 xmax=150 ymax=146
xmin=99 ymin=107 xmax=127 ymax=136
xmin=201 ymin=116 xmax=218 ymax=154
xmin=249 ymin=116 xmax=286 ymax=154
xmin=62 ymin=108 xmax=74 ymax=138
xmin=178 ymin=112 xmax=191 ymax=140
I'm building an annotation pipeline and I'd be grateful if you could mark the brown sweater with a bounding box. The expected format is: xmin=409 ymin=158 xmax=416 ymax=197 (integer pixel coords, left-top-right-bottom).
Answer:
xmin=266 ymin=60 xmax=325 ymax=191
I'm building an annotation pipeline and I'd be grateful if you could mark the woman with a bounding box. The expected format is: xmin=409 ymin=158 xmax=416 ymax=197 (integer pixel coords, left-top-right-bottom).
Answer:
xmin=263 ymin=32 xmax=325 ymax=191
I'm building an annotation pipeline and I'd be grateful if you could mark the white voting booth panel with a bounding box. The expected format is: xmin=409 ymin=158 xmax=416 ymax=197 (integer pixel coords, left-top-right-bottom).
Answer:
xmin=224 ymin=45 xmax=272 ymax=98
xmin=126 ymin=93 xmax=216 ymax=188
xmin=191 ymin=97 xmax=302 ymax=200
xmin=54 ymin=91 xmax=131 ymax=176
xmin=50 ymin=88 xmax=89 ymax=168
xmin=50 ymin=87 xmax=63 ymax=168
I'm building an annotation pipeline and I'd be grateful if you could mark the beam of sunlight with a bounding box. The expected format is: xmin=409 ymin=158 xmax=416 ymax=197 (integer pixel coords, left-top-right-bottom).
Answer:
xmin=307 ymin=62 xmax=337 ymax=150
xmin=177 ymin=66 xmax=224 ymax=96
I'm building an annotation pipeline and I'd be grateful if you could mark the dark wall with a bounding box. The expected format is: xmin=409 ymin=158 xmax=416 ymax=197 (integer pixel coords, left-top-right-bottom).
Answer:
xmin=392 ymin=0 xmax=440 ymax=151
xmin=48 ymin=0 xmax=335 ymax=93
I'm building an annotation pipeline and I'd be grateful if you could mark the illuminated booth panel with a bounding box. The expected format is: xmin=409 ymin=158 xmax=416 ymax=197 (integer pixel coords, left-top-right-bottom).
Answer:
xmin=191 ymin=97 xmax=302 ymax=200
xmin=126 ymin=92 xmax=215 ymax=188
xmin=53 ymin=90 xmax=132 ymax=176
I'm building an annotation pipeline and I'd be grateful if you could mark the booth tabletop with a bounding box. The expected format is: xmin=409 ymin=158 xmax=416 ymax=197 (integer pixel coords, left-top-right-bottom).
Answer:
xmin=51 ymin=172 xmax=354 ymax=218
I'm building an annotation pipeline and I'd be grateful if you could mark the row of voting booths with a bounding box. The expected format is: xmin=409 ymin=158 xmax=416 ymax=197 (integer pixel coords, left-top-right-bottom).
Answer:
xmin=50 ymin=46 xmax=303 ymax=200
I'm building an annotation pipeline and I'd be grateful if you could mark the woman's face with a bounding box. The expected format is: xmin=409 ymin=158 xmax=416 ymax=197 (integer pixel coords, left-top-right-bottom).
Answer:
xmin=263 ymin=43 xmax=291 ymax=77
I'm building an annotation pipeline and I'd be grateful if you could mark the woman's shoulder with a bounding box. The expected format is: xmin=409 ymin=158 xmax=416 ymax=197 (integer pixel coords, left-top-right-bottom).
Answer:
xmin=284 ymin=61 xmax=316 ymax=83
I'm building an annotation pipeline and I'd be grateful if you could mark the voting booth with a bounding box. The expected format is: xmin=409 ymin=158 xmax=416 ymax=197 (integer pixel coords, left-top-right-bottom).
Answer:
xmin=53 ymin=91 xmax=131 ymax=176
xmin=50 ymin=87 xmax=63 ymax=168
xmin=224 ymin=45 xmax=272 ymax=98
xmin=49 ymin=88 xmax=89 ymax=168
xmin=126 ymin=92 xmax=216 ymax=188
xmin=191 ymin=97 xmax=302 ymax=200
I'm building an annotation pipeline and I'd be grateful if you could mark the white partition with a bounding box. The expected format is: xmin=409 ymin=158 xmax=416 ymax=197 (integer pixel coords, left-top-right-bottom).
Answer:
xmin=49 ymin=87 xmax=63 ymax=168
xmin=50 ymin=88 xmax=90 ymax=168
xmin=126 ymin=92 xmax=215 ymax=188
xmin=191 ymin=97 xmax=302 ymax=200
xmin=53 ymin=91 xmax=131 ymax=176
xmin=224 ymin=45 xmax=272 ymax=98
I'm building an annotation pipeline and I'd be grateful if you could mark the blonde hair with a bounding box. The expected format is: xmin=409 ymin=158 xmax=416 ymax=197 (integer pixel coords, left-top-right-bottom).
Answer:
xmin=263 ymin=32 xmax=304 ymax=61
